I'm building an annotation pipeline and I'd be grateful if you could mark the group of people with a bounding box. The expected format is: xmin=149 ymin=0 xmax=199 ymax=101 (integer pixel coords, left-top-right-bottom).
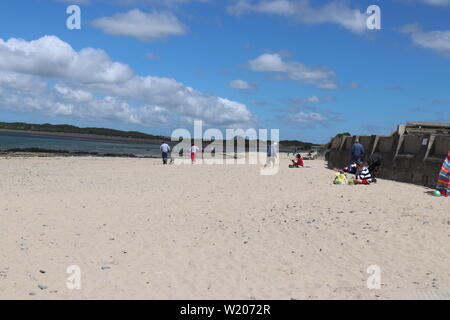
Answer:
xmin=162 ymin=140 xmax=282 ymax=167
xmin=160 ymin=142 xmax=200 ymax=165
xmin=340 ymin=160 xmax=376 ymax=185
xmin=339 ymin=139 xmax=449 ymax=193
xmin=333 ymin=139 xmax=377 ymax=185
xmin=160 ymin=138 xmax=450 ymax=197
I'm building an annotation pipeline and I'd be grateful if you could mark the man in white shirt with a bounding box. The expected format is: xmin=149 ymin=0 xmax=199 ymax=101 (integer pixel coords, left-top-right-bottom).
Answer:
xmin=190 ymin=143 xmax=200 ymax=164
xmin=264 ymin=141 xmax=278 ymax=168
xmin=160 ymin=142 xmax=171 ymax=165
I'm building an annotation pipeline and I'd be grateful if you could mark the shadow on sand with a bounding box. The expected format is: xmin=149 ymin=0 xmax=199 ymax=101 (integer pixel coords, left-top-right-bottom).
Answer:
xmin=424 ymin=190 xmax=441 ymax=197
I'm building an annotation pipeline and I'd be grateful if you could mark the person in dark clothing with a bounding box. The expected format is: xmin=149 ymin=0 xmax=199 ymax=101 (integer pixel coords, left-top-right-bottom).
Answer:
xmin=349 ymin=139 xmax=365 ymax=167
xmin=343 ymin=162 xmax=358 ymax=174
xmin=367 ymin=155 xmax=382 ymax=177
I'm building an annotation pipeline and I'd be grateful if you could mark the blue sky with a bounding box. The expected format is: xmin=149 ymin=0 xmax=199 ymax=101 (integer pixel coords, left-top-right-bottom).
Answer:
xmin=0 ymin=0 xmax=449 ymax=143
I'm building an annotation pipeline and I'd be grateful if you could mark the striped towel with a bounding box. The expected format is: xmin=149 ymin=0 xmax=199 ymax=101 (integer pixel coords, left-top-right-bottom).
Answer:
xmin=436 ymin=153 xmax=450 ymax=197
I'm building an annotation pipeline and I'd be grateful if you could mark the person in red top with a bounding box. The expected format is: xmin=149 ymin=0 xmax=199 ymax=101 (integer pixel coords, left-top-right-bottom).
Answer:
xmin=291 ymin=154 xmax=304 ymax=167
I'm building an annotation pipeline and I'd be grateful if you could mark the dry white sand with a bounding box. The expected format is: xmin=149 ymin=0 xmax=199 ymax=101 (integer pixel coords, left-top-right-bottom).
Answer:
xmin=0 ymin=156 xmax=449 ymax=300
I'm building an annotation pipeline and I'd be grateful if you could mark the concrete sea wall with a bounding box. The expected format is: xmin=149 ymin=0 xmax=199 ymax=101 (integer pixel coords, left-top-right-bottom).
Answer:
xmin=326 ymin=128 xmax=450 ymax=187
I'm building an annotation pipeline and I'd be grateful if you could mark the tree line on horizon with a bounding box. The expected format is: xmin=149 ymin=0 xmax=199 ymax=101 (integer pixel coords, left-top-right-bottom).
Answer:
xmin=0 ymin=121 xmax=319 ymax=150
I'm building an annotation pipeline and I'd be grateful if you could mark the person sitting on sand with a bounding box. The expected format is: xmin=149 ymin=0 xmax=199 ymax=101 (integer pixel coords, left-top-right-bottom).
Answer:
xmin=343 ymin=162 xmax=357 ymax=174
xmin=291 ymin=154 xmax=304 ymax=168
xmin=333 ymin=162 xmax=356 ymax=175
xmin=354 ymin=162 xmax=376 ymax=184
xmin=436 ymin=149 xmax=450 ymax=197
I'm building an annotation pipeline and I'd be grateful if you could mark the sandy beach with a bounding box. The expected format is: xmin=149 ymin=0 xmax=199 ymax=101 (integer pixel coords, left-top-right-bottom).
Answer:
xmin=0 ymin=155 xmax=449 ymax=300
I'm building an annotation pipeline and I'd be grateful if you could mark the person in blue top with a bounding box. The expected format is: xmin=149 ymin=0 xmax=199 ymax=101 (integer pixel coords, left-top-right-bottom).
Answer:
xmin=349 ymin=139 xmax=365 ymax=167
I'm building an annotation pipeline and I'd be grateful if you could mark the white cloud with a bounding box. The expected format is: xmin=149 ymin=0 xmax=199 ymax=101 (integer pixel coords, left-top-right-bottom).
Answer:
xmin=304 ymin=96 xmax=320 ymax=103
xmin=277 ymin=108 xmax=342 ymax=128
xmin=145 ymin=52 xmax=160 ymax=60
xmin=273 ymin=93 xmax=342 ymax=128
xmin=55 ymin=0 xmax=209 ymax=5
xmin=229 ymin=79 xmax=258 ymax=90
xmin=416 ymin=0 xmax=450 ymax=6
xmin=228 ymin=0 xmax=368 ymax=34
xmin=247 ymin=53 xmax=287 ymax=72
xmin=0 ymin=71 xmax=172 ymax=125
xmin=0 ymin=35 xmax=253 ymax=128
xmin=291 ymin=111 xmax=327 ymax=123
xmin=0 ymin=36 xmax=134 ymax=83
xmin=55 ymin=0 xmax=90 ymax=4
xmin=400 ymin=24 xmax=450 ymax=56
xmin=246 ymin=53 xmax=355 ymax=89
xmin=114 ymin=0 xmax=209 ymax=6
xmin=289 ymin=95 xmax=333 ymax=104
xmin=92 ymin=9 xmax=187 ymax=42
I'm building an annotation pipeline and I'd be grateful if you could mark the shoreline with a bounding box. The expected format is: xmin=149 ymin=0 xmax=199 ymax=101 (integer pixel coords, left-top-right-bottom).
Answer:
xmin=0 ymin=148 xmax=247 ymax=160
xmin=0 ymin=147 xmax=156 ymax=158
xmin=0 ymin=129 xmax=322 ymax=153
xmin=0 ymin=129 xmax=165 ymax=145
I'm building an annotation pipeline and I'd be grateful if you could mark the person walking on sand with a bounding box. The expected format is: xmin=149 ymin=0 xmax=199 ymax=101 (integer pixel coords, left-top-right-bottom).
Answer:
xmin=190 ymin=143 xmax=200 ymax=164
xmin=160 ymin=141 xmax=171 ymax=165
xmin=264 ymin=141 xmax=278 ymax=168
xmin=349 ymin=139 xmax=365 ymax=167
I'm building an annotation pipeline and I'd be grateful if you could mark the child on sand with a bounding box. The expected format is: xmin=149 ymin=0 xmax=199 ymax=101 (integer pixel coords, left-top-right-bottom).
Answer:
xmin=354 ymin=162 xmax=376 ymax=184
xmin=291 ymin=154 xmax=304 ymax=168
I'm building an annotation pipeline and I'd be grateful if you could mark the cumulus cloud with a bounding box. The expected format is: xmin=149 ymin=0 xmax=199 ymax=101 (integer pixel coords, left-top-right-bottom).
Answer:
xmin=274 ymin=95 xmax=342 ymax=128
xmin=432 ymin=99 xmax=450 ymax=105
xmin=288 ymin=95 xmax=335 ymax=104
xmin=0 ymin=75 xmax=172 ymax=125
xmin=0 ymin=35 xmax=253 ymax=128
xmin=113 ymin=0 xmax=209 ymax=6
xmin=229 ymin=79 xmax=258 ymax=90
xmin=415 ymin=0 xmax=450 ymax=6
xmin=228 ymin=0 xmax=368 ymax=34
xmin=55 ymin=0 xmax=90 ymax=4
xmin=399 ymin=24 xmax=450 ymax=57
xmin=0 ymin=36 xmax=134 ymax=83
xmin=277 ymin=108 xmax=342 ymax=128
xmin=92 ymin=9 xmax=187 ymax=42
xmin=250 ymin=100 xmax=269 ymax=106
xmin=146 ymin=52 xmax=161 ymax=60
xmin=246 ymin=53 xmax=355 ymax=89
xmin=290 ymin=111 xmax=327 ymax=122
xmin=55 ymin=0 xmax=210 ymax=5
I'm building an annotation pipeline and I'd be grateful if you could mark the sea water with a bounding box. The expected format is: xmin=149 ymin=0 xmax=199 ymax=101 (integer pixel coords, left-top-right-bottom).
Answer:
xmin=0 ymin=132 xmax=161 ymax=157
